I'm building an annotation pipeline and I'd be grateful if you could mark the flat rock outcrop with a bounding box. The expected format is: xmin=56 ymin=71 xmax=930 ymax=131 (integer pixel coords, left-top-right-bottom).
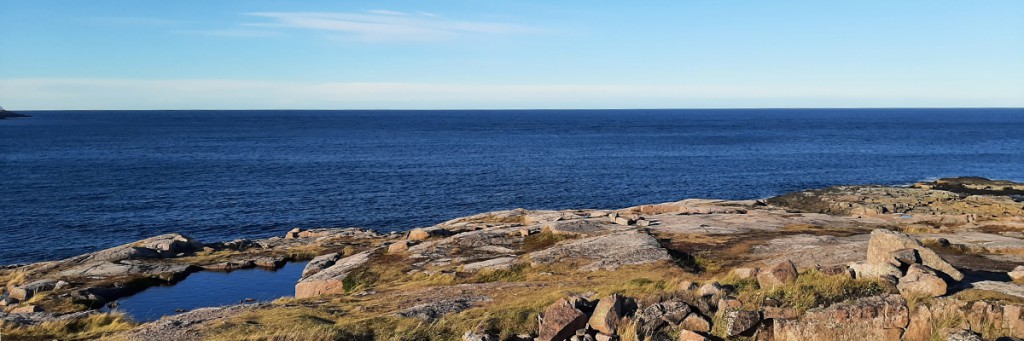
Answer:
xmin=295 ymin=249 xmax=376 ymax=298
xmin=528 ymin=230 xmax=671 ymax=270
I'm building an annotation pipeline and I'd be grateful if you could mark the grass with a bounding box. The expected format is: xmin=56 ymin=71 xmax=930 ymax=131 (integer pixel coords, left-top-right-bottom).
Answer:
xmin=0 ymin=268 xmax=27 ymax=288
xmin=521 ymin=231 xmax=574 ymax=252
xmin=723 ymin=270 xmax=886 ymax=313
xmin=0 ymin=313 xmax=135 ymax=340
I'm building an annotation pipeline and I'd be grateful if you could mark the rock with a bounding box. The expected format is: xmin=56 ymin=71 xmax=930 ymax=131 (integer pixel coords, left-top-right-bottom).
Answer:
xmin=388 ymin=241 xmax=410 ymax=253
xmin=528 ymin=230 xmax=671 ymax=271
xmin=537 ymin=298 xmax=588 ymax=341
xmin=763 ymin=306 xmax=799 ymax=320
xmin=10 ymin=305 xmax=43 ymax=314
xmin=725 ymin=310 xmax=761 ymax=337
xmin=295 ymin=250 xmax=375 ymax=298
xmin=848 ymin=262 xmax=902 ymax=280
xmin=866 ymin=229 xmax=963 ymax=281
xmin=544 ymin=220 xmax=619 ymax=237
xmin=397 ymin=297 xmax=483 ymax=321
xmin=717 ymin=298 xmax=742 ymax=313
xmin=732 ymin=267 xmax=759 ymax=279
xmin=1009 ymin=265 xmax=1024 ymax=281
xmin=678 ymin=280 xmax=697 ymax=291
xmin=462 ymin=257 xmax=516 ymax=272
xmin=635 ymin=300 xmax=691 ymax=340
xmin=302 ymin=253 xmax=341 ymax=278
xmin=888 ymin=248 xmax=920 ymax=267
xmin=816 ymin=264 xmax=853 ymax=277
xmin=614 ymin=216 xmax=634 ymax=226
xmin=756 ymin=260 xmax=798 ymax=289
xmin=772 ymin=294 xmax=909 ymax=341
xmin=252 ymin=257 xmax=285 ymax=268
xmin=59 ymin=261 xmax=195 ymax=282
xmin=636 ymin=219 xmax=651 ymax=227
xmin=677 ymin=329 xmax=708 ymax=341
xmin=408 ymin=228 xmax=432 ymax=241
xmin=588 ymin=293 xmax=625 ymax=335
xmin=462 ymin=331 xmax=498 ymax=341
xmin=698 ymin=282 xmax=723 ymax=297
xmin=946 ymin=329 xmax=984 ymax=341
xmin=595 ymin=333 xmax=618 ymax=341
xmin=7 ymin=279 xmax=58 ymax=301
xmin=681 ymin=313 xmax=711 ymax=333
xmin=284 ymin=228 xmax=303 ymax=239
xmin=897 ymin=264 xmax=947 ymax=297
xmin=138 ymin=234 xmax=202 ymax=258
xmin=202 ymin=260 xmax=255 ymax=271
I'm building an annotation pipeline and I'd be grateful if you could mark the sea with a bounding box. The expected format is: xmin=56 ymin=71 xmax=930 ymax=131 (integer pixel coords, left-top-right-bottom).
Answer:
xmin=2 ymin=108 xmax=1023 ymax=265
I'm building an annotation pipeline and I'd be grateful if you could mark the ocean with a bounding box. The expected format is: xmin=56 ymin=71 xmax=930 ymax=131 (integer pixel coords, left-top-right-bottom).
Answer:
xmin=2 ymin=108 xmax=1023 ymax=265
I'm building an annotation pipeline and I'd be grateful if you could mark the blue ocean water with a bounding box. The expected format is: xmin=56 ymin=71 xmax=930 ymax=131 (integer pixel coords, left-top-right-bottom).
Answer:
xmin=1 ymin=109 xmax=1023 ymax=265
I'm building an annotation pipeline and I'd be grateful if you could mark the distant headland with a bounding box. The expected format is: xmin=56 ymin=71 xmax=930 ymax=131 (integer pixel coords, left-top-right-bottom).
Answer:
xmin=0 ymin=106 xmax=30 ymax=119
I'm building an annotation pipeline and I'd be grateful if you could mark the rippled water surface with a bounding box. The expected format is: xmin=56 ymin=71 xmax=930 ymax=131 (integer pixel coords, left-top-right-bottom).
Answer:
xmin=2 ymin=109 xmax=1023 ymax=264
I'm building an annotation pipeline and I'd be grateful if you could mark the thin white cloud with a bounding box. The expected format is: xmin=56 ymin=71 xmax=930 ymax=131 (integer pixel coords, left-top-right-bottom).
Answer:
xmin=242 ymin=11 xmax=536 ymax=42
xmin=3 ymin=78 xmax=1021 ymax=110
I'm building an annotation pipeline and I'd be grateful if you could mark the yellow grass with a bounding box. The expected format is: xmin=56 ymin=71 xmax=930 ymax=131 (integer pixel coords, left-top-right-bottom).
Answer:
xmin=1 ymin=313 xmax=135 ymax=340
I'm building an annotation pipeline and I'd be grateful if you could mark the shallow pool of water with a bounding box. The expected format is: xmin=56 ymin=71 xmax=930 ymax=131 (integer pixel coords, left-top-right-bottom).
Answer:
xmin=109 ymin=261 xmax=307 ymax=322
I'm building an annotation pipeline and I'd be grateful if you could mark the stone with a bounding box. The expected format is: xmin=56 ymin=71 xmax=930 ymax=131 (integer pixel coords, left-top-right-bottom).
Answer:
xmin=816 ymin=264 xmax=853 ymax=277
xmin=677 ymin=329 xmax=708 ymax=341
xmin=756 ymin=260 xmax=798 ymax=289
xmin=302 ymin=253 xmax=341 ymax=278
xmin=1009 ymin=265 xmax=1024 ymax=282
xmin=946 ymin=329 xmax=983 ymax=341
xmin=462 ymin=257 xmax=516 ymax=272
xmin=848 ymin=262 xmax=902 ymax=280
xmin=10 ymin=305 xmax=43 ymax=314
xmin=544 ymin=220 xmax=618 ymax=237
xmin=397 ymin=298 xmax=483 ymax=321
xmin=717 ymin=298 xmax=742 ymax=312
xmin=897 ymin=264 xmax=947 ymax=297
xmin=772 ymin=294 xmax=909 ymax=341
xmin=7 ymin=279 xmax=58 ymax=301
xmin=888 ymin=248 xmax=920 ymax=267
xmin=284 ymin=228 xmax=303 ymax=239
xmin=537 ymin=298 xmax=588 ymax=341
xmin=588 ymin=293 xmax=625 ymax=335
xmin=408 ymin=228 xmax=432 ymax=241
xmin=528 ymin=231 xmax=671 ymax=271
xmin=462 ymin=331 xmax=498 ymax=341
xmin=698 ymin=282 xmax=723 ymax=297
xmin=762 ymin=306 xmax=799 ymax=319
xmin=251 ymin=257 xmax=285 ymax=268
xmin=635 ymin=300 xmax=691 ymax=340
xmin=59 ymin=261 xmax=195 ymax=282
xmin=595 ymin=334 xmax=618 ymax=341
xmin=732 ymin=267 xmax=759 ymax=279
xmin=614 ymin=217 xmax=634 ymax=226
xmin=725 ymin=310 xmax=762 ymax=337
xmin=138 ymin=234 xmax=201 ymax=258
xmin=295 ymin=250 xmax=375 ymax=298
xmin=388 ymin=241 xmax=410 ymax=254
xmin=681 ymin=313 xmax=711 ymax=333
xmin=866 ymin=229 xmax=963 ymax=281
xmin=636 ymin=219 xmax=651 ymax=227
xmin=678 ymin=280 xmax=697 ymax=291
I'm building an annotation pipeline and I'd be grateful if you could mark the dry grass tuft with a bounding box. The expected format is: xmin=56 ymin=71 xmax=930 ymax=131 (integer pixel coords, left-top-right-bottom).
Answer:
xmin=725 ymin=270 xmax=885 ymax=313
xmin=521 ymin=231 xmax=574 ymax=252
xmin=1 ymin=313 xmax=134 ymax=340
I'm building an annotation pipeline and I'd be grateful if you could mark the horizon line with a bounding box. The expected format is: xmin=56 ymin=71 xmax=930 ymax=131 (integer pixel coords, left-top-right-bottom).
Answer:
xmin=11 ymin=106 xmax=1024 ymax=112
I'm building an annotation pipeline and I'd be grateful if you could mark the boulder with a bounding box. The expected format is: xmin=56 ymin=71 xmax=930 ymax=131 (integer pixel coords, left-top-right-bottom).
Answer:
xmin=848 ymin=262 xmax=902 ymax=280
xmin=698 ymin=282 xmax=723 ymax=297
xmin=635 ymin=300 xmax=691 ymax=340
xmin=725 ymin=310 xmax=761 ymax=337
xmin=302 ymin=253 xmax=341 ymax=278
xmin=7 ymin=279 xmax=58 ymax=301
xmin=58 ymin=261 xmax=195 ymax=282
xmin=1009 ymin=265 xmax=1024 ymax=282
xmin=946 ymin=329 xmax=984 ymax=341
xmin=866 ymin=229 xmax=963 ymax=281
xmin=588 ymin=293 xmax=625 ymax=335
xmin=462 ymin=257 xmax=516 ymax=272
xmin=731 ymin=267 xmax=759 ymax=279
xmin=636 ymin=219 xmax=651 ymax=227
xmin=388 ymin=241 xmax=410 ymax=254
xmin=202 ymin=260 xmax=255 ymax=271
xmin=462 ymin=331 xmax=497 ymax=341
xmin=595 ymin=333 xmax=618 ymax=341
xmin=681 ymin=313 xmax=711 ymax=333
xmin=678 ymin=280 xmax=697 ymax=291
xmin=138 ymin=234 xmax=201 ymax=258
xmin=888 ymin=248 xmax=920 ymax=267
xmin=756 ymin=260 xmax=798 ymax=289
xmin=896 ymin=264 xmax=947 ymax=297
xmin=537 ymin=298 xmax=588 ymax=341
xmin=408 ymin=228 xmax=432 ymax=241
xmin=763 ymin=306 xmax=799 ymax=319
xmin=252 ymin=257 xmax=285 ymax=268
xmin=397 ymin=297 xmax=483 ymax=321
xmin=773 ymin=294 xmax=909 ymax=341
xmin=677 ymin=329 xmax=708 ymax=341
xmin=284 ymin=228 xmax=303 ymax=239
xmin=295 ymin=250 xmax=375 ymax=298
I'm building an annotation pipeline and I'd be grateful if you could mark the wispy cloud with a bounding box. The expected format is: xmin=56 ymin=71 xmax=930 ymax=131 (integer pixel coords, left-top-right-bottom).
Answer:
xmin=241 ymin=10 xmax=536 ymax=42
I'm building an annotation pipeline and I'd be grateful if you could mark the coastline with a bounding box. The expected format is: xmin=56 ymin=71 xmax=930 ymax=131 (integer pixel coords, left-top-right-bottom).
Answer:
xmin=2 ymin=176 xmax=1024 ymax=340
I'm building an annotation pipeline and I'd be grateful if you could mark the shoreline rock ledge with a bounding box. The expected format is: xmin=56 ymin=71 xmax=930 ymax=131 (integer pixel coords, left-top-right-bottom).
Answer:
xmin=2 ymin=176 xmax=1024 ymax=341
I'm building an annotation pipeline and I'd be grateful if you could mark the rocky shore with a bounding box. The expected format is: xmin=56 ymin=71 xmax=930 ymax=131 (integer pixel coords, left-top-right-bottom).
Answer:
xmin=3 ymin=177 xmax=1024 ymax=340
xmin=0 ymin=109 xmax=29 ymax=119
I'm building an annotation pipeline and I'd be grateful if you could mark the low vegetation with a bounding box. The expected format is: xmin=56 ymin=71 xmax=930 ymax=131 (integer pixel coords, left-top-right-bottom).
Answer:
xmin=0 ymin=313 xmax=135 ymax=340
xmin=722 ymin=270 xmax=886 ymax=313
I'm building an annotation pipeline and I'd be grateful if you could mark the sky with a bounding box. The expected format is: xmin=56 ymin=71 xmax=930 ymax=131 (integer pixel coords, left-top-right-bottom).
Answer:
xmin=1 ymin=1 xmax=1022 ymax=110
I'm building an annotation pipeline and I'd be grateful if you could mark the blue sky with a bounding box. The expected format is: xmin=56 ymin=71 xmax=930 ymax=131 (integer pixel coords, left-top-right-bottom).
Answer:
xmin=1 ymin=1 xmax=1022 ymax=109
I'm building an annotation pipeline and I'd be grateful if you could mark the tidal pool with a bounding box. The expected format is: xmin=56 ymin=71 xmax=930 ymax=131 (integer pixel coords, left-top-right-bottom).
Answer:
xmin=108 ymin=261 xmax=307 ymax=322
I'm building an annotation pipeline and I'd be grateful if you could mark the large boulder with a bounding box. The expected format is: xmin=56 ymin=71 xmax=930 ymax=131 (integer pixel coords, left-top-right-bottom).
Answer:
xmin=896 ymin=264 xmax=947 ymax=297
xmin=635 ymin=300 xmax=691 ymax=340
xmin=7 ymin=279 xmax=58 ymax=301
xmin=866 ymin=229 xmax=963 ymax=281
xmin=773 ymin=294 xmax=909 ymax=341
xmin=588 ymin=294 xmax=625 ymax=335
xmin=677 ymin=329 xmax=708 ymax=341
xmin=537 ymin=298 xmax=588 ymax=341
xmin=301 ymin=253 xmax=341 ymax=278
xmin=295 ymin=250 xmax=375 ymax=298
xmin=725 ymin=310 xmax=762 ymax=337
xmin=756 ymin=259 xmax=798 ymax=289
